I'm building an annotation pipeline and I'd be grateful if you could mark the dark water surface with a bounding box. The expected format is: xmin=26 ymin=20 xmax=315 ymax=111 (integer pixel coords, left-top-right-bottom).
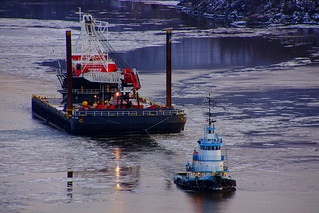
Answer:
xmin=1 ymin=1 xmax=319 ymax=213
xmin=121 ymin=36 xmax=307 ymax=71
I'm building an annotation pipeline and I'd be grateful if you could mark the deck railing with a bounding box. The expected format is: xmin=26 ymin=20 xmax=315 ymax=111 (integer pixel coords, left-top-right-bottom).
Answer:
xmin=73 ymin=109 xmax=185 ymax=117
xmin=58 ymin=89 xmax=100 ymax=94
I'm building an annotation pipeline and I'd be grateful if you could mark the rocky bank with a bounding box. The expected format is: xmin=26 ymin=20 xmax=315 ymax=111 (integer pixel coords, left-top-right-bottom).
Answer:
xmin=177 ymin=0 xmax=319 ymax=26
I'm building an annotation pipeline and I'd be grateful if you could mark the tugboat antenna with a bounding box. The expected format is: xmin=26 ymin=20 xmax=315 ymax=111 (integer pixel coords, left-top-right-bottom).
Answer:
xmin=208 ymin=96 xmax=212 ymax=127
xmin=207 ymin=94 xmax=216 ymax=130
xmin=78 ymin=7 xmax=82 ymax=22
xmin=166 ymin=30 xmax=172 ymax=108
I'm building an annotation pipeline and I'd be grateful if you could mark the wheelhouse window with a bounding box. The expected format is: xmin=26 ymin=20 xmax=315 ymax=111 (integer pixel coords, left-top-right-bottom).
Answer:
xmin=200 ymin=145 xmax=221 ymax=150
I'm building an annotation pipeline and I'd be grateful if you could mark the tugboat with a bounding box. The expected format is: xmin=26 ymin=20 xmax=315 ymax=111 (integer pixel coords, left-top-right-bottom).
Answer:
xmin=174 ymin=98 xmax=236 ymax=191
xmin=32 ymin=13 xmax=186 ymax=135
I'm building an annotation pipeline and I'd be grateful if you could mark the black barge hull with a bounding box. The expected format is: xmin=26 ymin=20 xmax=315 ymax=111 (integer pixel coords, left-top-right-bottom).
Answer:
xmin=32 ymin=96 xmax=186 ymax=135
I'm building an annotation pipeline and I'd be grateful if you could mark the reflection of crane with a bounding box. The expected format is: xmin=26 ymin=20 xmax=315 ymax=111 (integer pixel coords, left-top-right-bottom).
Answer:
xmin=113 ymin=147 xmax=140 ymax=191
xmin=65 ymin=146 xmax=140 ymax=200
xmin=67 ymin=170 xmax=73 ymax=202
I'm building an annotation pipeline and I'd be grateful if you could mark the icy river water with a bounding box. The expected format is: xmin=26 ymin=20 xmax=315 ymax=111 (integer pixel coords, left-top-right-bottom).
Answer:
xmin=1 ymin=1 xmax=319 ymax=213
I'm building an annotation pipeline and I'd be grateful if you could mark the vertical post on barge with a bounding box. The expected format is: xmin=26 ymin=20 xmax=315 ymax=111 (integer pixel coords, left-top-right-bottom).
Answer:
xmin=66 ymin=30 xmax=73 ymax=115
xmin=166 ymin=30 xmax=172 ymax=108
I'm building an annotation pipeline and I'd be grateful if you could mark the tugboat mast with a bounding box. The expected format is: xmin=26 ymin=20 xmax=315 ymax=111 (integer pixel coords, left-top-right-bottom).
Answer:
xmin=207 ymin=95 xmax=216 ymax=131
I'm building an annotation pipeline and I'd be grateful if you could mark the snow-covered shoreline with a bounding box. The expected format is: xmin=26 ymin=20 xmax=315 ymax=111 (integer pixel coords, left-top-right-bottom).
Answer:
xmin=177 ymin=0 xmax=319 ymax=27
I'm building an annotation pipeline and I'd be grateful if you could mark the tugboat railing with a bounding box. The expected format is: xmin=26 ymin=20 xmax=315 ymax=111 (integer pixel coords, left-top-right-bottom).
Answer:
xmin=73 ymin=109 xmax=185 ymax=117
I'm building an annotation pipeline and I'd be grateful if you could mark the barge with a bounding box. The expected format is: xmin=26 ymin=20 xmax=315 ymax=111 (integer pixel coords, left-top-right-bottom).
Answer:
xmin=32 ymin=13 xmax=186 ymax=135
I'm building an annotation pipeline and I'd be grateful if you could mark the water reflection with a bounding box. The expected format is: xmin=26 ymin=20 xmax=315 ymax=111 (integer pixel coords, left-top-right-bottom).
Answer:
xmin=67 ymin=170 xmax=74 ymax=202
xmin=64 ymin=148 xmax=139 ymax=202
xmin=93 ymin=134 xmax=159 ymax=151
xmin=186 ymin=191 xmax=235 ymax=213
xmin=64 ymin=135 xmax=160 ymax=202
xmin=120 ymin=36 xmax=311 ymax=72
xmin=43 ymin=31 xmax=318 ymax=78
xmin=113 ymin=147 xmax=140 ymax=192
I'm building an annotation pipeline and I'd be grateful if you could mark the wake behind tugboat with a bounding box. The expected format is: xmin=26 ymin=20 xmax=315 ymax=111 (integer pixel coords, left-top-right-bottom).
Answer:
xmin=174 ymin=97 xmax=236 ymax=192
xmin=32 ymin=13 xmax=186 ymax=135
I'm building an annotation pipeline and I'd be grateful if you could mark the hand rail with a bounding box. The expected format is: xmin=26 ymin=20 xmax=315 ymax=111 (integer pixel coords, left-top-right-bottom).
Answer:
xmin=73 ymin=109 xmax=185 ymax=117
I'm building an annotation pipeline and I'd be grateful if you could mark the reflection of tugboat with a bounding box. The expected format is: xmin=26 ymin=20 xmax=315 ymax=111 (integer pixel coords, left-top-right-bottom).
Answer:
xmin=174 ymin=98 xmax=236 ymax=192
xmin=31 ymin=13 xmax=186 ymax=135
